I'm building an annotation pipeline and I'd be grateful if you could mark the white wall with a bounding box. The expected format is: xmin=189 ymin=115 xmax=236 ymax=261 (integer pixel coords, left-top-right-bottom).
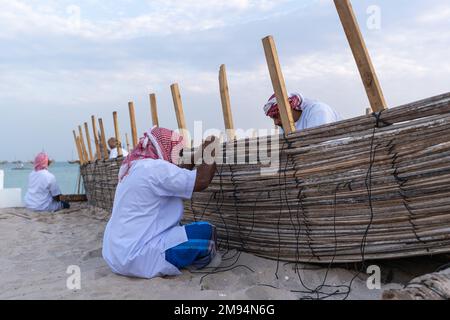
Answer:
xmin=0 ymin=170 xmax=24 ymax=208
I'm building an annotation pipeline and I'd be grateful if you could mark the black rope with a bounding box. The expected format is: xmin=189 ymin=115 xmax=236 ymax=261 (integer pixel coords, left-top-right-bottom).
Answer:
xmin=275 ymin=138 xmax=289 ymax=280
xmin=435 ymin=263 xmax=450 ymax=273
xmin=387 ymin=137 xmax=429 ymax=249
xmin=215 ymin=164 xmax=231 ymax=255
xmin=229 ymin=163 xmax=245 ymax=249
xmin=372 ymin=110 xmax=393 ymax=128
xmin=336 ymin=117 xmax=381 ymax=300
xmin=188 ymin=117 xmax=385 ymax=299
xmin=189 ymin=158 xmax=258 ymax=285
xmin=279 ymin=135 xmax=356 ymax=300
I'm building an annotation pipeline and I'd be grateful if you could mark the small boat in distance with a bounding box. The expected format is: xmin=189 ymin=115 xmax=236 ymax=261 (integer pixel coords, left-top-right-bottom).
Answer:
xmin=11 ymin=161 xmax=30 ymax=171
xmin=68 ymin=160 xmax=80 ymax=165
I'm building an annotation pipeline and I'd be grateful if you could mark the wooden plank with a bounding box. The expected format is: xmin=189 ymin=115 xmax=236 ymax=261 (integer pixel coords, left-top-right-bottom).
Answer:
xmin=77 ymin=137 xmax=85 ymax=164
xmin=262 ymin=35 xmax=296 ymax=135
xmin=91 ymin=116 xmax=101 ymax=161
xmin=149 ymin=93 xmax=160 ymax=127
xmin=98 ymin=118 xmax=108 ymax=160
xmin=78 ymin=93 xmax=450 ymax=264
xmin=72 ymin=130 xmax=84 ymax=165
xmin=170 ymin=83 xmax=191 ymax=148
xmin=334 ymin=0 xmax=387 ymax=112
xmin=84 ymin=122 xmax=94 ymax=162
xmin=60 ymin=194 xmax=88 ymax=203
xmin=125 ymin=133 xmax=131 ymax=153
xmin=219 ymin=64 xmax=236 ymax=141
xmin=112 ymin=112 xmax=123 ymax=157
xmin=128 ymin=101 xmax=138 ymax=148
xmin=383 ymin=269 xmax=450 ymax=300
xmin=78 ymin=125 xmax=89 ymax=163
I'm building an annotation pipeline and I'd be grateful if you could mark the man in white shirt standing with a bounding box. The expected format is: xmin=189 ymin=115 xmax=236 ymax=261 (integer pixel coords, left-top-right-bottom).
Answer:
xmin=263 ymin=93 xmax=342 ymax=131
xmin=108 ymin=137 xmax=129 ymax=159
xmin=25 ymin=152 xmax=70 ymax=212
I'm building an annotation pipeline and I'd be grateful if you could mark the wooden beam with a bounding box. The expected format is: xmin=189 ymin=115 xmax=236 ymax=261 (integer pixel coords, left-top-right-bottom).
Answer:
xmin=112 ymin=112 xmax=123 ymax=157
xmin=98 ymin=118 xmax=108 ymax=160
xmin=125 ymin=133 xmax=131 ymax=153
xmin=91 ymin=115 xmax=101 ymax=161
xmin=78 ymin=125 xmax=89 ymax=163
xmin=128 ymin=101 xmax=138 ymax=148
xmin=170 ymin=83 xmax=191 ymax=148
xmin=72 ymin=130 xmax=84 ymax=165
xmin=60 ymin=194 xmax=88 ymax=203
xmin=84 ymin=122 xmax=94 ymax=162
xmin=262 ymin=35 xmax=296 ymax=135
xmin=77 ymin=137 xmax=85 ymax=164
xmin=334 ymin=0 xmax=387 ymax=112
xmin=149 ymin=93 xmax=160 ymax=127
xmin=219 ymin=64 xmax=236 ymax=141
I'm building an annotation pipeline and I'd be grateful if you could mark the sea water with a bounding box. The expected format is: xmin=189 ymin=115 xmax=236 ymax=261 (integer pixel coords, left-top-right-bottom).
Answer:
xmin=0 ymin=162 xmax=82 ymax=198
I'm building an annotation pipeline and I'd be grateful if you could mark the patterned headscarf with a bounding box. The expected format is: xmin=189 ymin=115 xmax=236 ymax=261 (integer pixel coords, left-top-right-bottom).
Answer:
xmin=118 ymin=127 xmax=185 ymax=181
xmin=263 ymin=93 xmax=304 ymax=119
xmin=34 ymin=152 xmax=49 ymax=171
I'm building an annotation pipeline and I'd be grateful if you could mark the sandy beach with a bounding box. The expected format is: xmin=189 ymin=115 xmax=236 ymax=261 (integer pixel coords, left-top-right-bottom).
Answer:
xmin=2 ymin=204 xmax=448 ymax=300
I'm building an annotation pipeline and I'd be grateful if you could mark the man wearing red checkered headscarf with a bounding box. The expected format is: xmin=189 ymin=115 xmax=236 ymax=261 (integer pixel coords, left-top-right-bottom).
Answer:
xmin=24 ymin=152 xmax=70 ymax=212
xmin=263 ymin=92 xmax=342 ymax=132
xmin=104 ymin=127 xmax=221 ymax=280
xmin=118 ymin=127 xmax=185 ymax=181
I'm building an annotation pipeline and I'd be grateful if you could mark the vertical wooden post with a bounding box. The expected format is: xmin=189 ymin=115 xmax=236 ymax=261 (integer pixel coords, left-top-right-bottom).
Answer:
xmin=91 ymin=116 xmax=101 ymax=161
xmin=78 ymin=125 xmax=89 ymax=163
xmin=219 ymin=64 xmax=236 ymax=141
xmin=262 ymin=35 xmax=295 ymax=135
xmin=128 ymin=101 xmax=138 ymax=148
xmin=84 ymin=122 xmax=94 ymax=162
xmin=149 ymin=93 xmax=160 ymax=127
xmin=334 ymin=0 xmax=387 ymax=112
xmin=125 ymin=133 xmax=131 ymax=153
xmin=72 ymin=130 xmax=84 ymax=165
xmin=77 ymin=137 xmax=85 ymax=164
xmin=77 ymin=137 xmax=84 ymax=164
xmin=113 ymin=112 xmax=123 ymax=157
xmin=170 ymin=83 xmax=191 ymax=148
xmin=98 ymin=118 xmax=108 ymax=160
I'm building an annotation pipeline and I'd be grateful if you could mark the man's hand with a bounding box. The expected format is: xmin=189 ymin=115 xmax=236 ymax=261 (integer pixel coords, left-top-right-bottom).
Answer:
xmin=179 ymin=136 xmax=219 ymax=170
xmin=202 ymin=135 xmax=217 ymax=150
xmin=193 ymin=135 xmax=219 ymax=192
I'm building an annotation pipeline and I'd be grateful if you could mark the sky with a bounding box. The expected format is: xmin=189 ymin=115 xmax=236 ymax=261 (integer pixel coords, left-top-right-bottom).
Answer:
xmin=0 ymin=0 xmax=449 ymax=161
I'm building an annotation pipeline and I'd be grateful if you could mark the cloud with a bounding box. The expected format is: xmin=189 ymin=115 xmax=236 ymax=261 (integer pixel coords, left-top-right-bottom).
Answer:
xmin=0 ymin=0 xmax=302 ymax=40
xmin=1 ymin=0 xmax=450 ymax=161
xmin=417 ymin=5 xmax=450 ymax=24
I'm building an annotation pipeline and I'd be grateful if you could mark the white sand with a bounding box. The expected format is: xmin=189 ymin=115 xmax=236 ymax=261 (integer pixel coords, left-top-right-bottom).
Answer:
xmin=0 ymin=204 xmax=431 ymax=300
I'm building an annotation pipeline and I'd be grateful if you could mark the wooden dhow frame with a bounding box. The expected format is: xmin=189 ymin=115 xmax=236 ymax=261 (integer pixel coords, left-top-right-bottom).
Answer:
xmin=74 ymin=0 xmax=450 ymax=264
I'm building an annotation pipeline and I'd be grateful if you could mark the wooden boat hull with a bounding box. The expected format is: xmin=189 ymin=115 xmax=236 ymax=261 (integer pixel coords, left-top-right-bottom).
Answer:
xmin=80 ymin=93 xmax=450 ymax=263
xmin=383 ymin=268 xmax=450 ymax=300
